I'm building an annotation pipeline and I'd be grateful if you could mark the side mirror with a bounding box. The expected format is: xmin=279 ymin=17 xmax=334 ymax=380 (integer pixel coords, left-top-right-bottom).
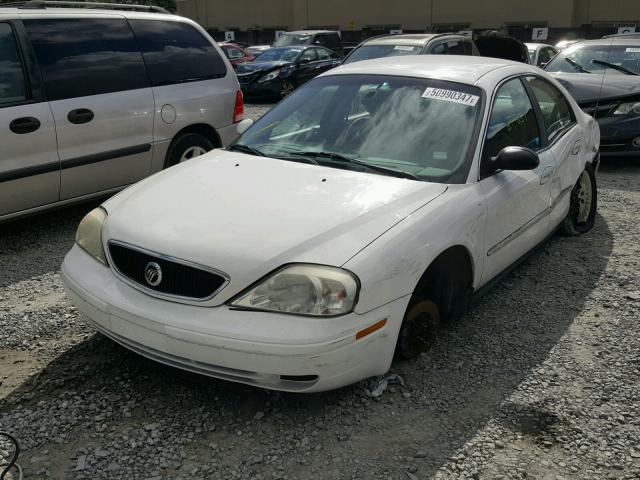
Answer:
xmin=236 ymin=118 xmax=254 ymax=135
xmin=298 ymin=58 xmax=311 ymax=64
xmin=491 ymin=146 xmax=540 ymax=171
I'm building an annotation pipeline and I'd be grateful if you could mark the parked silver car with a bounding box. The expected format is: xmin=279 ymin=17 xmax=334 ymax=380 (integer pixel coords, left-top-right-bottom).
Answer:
xmin=0 ymin=1 xmax=243 ymax=221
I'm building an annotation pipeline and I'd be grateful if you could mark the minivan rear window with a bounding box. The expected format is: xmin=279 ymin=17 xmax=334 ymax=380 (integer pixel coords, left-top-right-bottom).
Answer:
xmin=130 ymin=20 xmax=227 ymax=86
xmin=24 ymin=18 xmax=149 ymax=101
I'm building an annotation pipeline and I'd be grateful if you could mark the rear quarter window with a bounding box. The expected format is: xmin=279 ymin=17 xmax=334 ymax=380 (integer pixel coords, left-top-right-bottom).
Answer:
xmin=129 ymin=20 xmax=227 ymax=86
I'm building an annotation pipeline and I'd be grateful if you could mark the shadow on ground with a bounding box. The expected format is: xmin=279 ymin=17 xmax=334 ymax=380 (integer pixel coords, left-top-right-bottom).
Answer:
xmin=0 ymin=208 xmax=613 ymax=478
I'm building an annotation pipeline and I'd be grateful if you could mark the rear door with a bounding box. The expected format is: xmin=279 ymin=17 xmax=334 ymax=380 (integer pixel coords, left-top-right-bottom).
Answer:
xmin=23 ymin=16 xmax=154 ymax=200
xmin=0 ymin=20 xmax=58 ymax=217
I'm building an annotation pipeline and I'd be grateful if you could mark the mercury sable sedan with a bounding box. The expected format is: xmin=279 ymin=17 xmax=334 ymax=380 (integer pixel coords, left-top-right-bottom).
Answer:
xmin=62 ymin=56 xmax=600 ymax=392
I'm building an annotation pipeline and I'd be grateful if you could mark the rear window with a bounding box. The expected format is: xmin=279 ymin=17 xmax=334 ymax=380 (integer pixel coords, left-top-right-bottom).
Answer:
xmin=24 ymin=18 xmax=149 ymax=101
xmin=129 ymin=20 xmax=227 ymax=86
xmin=343 ymin=44 xmax=422 ymax=64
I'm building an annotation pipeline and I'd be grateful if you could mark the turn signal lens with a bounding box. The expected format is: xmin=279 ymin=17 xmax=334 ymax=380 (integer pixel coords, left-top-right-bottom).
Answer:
xmin=356 ymin=319 xmax=387 ymax=340
xmin=233 ymin=90 xmax=244 ymax=123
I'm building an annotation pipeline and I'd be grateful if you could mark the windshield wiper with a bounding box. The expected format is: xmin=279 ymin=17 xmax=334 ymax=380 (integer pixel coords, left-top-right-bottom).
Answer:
xmin=565 ymin=57 xmax=591 ymax=73
xmin=591 ymin=59 xmax=639 ymax=76
xmin=290 ymin=151 xmax=420 ymax=181
xmin=227 ymin=143 xmax=266 ymax=157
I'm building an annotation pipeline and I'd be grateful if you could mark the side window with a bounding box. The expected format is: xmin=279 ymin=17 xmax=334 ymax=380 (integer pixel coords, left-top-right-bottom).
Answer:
xmin=462 ymin=40 xmax=473 ymax=55
xmin=525 ymin=76 xmax=575 ymax=142
xmin=316 ymin=48 xmax=331 ymax=60
xmin=226 ymin=47 xmax=244 ymax=59
xmin=482 ymin=78 xmax=541 ymax=171
xmin=430 ymin=43 xmax=446 ymax=54
xmin=299 ymin=49 xmax=317 ymax=62
xmin=0 ymin=23 xmax=28 ymax=106
xmin=129 ymin=20 xmax=227 ymax=86
xmin=24 ymin=18 xmax=148 ymax=101
xmin=537 ymin=48 xmax=553 ymax=65
xmin=446 ymin=41 xmax=465 ymax=55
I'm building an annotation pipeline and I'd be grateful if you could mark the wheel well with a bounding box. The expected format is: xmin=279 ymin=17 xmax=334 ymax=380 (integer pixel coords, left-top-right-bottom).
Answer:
xmin=412 ymin=246 xmax=474 ymax=321
xmin=173 ymin=123 xmax=222 ymax=149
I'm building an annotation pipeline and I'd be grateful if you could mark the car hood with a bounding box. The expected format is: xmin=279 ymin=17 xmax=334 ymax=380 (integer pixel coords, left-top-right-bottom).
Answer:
xmin=549 ymin=72 xmax=640 ymax=103
xmin=236 ymin=61 xmax=291 ymax=74
xmin=102 ymin=150 xmax=448 ymax=305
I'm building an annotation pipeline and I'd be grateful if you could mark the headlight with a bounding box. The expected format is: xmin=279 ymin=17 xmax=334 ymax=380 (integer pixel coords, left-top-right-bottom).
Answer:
xmin=75 ymin=207 xmax=107 ymax=265
xmin=613 ymin=102 xmax=640 ymax=115
xmin=258 ymin=69 xmax=281 ymax=83
xmin=230 ymin=264 xmax=359 ymax=316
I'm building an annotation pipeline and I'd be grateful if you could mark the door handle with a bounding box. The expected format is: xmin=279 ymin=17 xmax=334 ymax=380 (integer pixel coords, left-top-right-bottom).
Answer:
xmin=67 ymin=108 xmax=94 ymax=125
xmin=9 ymin=116 xmax=41 ymax=134
xmin=540 ymin=165 xmax=555 ymax=185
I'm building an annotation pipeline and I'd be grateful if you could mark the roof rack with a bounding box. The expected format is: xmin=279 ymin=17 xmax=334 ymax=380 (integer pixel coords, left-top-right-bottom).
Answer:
xmin=0 ymin=0 xmax=169 ymax=13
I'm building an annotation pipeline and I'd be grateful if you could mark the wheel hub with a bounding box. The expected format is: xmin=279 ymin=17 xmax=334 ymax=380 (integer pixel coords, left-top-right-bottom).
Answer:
xmin=576 ymin=171 xmax=592 ymax=223
xmin=180 ymin=146 xmax=207 ymax=163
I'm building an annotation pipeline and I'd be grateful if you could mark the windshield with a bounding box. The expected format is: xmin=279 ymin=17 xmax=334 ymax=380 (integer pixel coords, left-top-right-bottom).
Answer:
xmin=274 ymin=33 xmax=314 ymax=47
xmin=546 ymin=43 xmax=640 ymax=75
xmin=344 ymin=44 xmax=423 ymax=64
xmin=254 ymin=48 xmax=302 ymax=63
xmin=232 ymin=74 xmax=483 ymax=183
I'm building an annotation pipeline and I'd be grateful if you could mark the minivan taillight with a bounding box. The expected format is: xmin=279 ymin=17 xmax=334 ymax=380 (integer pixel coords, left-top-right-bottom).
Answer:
xmin=233 ymin=90 xmax=244 ymax=123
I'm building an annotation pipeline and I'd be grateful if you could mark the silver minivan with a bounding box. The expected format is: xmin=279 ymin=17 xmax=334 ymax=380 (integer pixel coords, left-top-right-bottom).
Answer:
xmin=0 ymin=2 xmax=243 ymax=221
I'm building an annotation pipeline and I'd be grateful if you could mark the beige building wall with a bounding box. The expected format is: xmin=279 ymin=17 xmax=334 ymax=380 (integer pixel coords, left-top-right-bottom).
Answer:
xmin=177 ymin=0 xmax=640 ymax=31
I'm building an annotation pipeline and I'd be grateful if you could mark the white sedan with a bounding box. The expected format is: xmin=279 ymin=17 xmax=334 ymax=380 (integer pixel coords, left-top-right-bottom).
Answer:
xmin=62 ymin=56 xmax=600 ymax=392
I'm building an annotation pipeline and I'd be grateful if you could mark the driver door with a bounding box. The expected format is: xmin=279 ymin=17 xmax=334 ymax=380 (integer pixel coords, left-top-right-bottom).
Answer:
xmin=479 ymin=77 xmax=555 ymax=283
xmin=295 ymin=48 xmax=319 ymax=84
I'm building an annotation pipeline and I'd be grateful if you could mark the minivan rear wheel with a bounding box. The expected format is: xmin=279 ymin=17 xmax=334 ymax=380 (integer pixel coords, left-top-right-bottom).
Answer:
xmin=165 ymin=133 xmax=214 ymax=169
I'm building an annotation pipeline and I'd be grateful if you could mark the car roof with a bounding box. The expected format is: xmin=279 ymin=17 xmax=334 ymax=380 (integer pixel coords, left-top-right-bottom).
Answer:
xmin=567 ymin=38 xmax=640 ymax=47
xmin=282 ymin=30 xmax=336 ymax=35
xmin=324 ymin=55 xmax=530 ymax=85
xmin=525 ymin=42 xmax=554 ymax=49
xmin=363 ymin=33 xmax=460 ymax=47
xmin=0 ymin=6 xmax=181 ymax=20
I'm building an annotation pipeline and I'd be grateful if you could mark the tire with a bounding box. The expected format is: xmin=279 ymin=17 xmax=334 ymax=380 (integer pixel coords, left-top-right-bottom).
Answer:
xmin=560 ymin=163 xmax=597 ymax=236
xmin=395 ymin=300 xmax=441 ymax=360
xmin=280 ymin=79 xmax=296 ymax=99
xmin=165 ymin=133 xmax=215 ymax=169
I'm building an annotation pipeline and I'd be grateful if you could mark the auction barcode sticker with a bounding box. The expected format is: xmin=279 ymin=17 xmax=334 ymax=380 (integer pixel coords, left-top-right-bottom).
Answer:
xmin=422 ymin=87 xmax=479 ymax=107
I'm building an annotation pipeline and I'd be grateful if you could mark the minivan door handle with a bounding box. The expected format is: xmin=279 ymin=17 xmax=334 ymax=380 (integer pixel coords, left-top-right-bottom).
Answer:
xmin=9 ymin=117 xmax=41 ymax=134
xmin=67 ymin=108 xmax=94 ymax=125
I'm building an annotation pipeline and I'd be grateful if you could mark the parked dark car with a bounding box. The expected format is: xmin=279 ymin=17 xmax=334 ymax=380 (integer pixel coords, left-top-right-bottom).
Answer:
xmin=545 ymin=38 xmax=640 ymax=157
xmin=220 ymin=42 xmax=255 ymax=69
xmin=273 ymin=30 xmax=345 ymax=56
xmin=236 ymin=46 xmax=341 ymax=100
xmin=342 ymin=33 xmax=479 ymax=65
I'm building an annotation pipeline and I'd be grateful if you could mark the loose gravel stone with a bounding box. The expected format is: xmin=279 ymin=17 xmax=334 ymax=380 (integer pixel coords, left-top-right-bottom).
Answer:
xmin=1 ymin=106 xmax=639 ymax=479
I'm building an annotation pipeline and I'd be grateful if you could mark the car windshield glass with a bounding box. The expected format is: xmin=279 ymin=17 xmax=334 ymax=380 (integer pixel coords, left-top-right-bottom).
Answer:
xmin=255 ymin=48 xmax=301 ymax=62
xmin=233 ymin=74 xmax=483 ymax=183
xmin=546 ymin=43 xmax=640 ymax=75
xmin=344 ymin=44 xmax=423 ymax=64
xmin=273 ymin=34 xmax=313 ymax=47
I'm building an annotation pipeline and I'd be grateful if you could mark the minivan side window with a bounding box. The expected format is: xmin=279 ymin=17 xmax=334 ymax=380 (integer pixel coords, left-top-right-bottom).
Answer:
xmin=129 ymin=20 xmax=227 ymax=87
xmin=482 ymin=78 xmax=541 ymax=175
xmin=24 ymin=18 xmax=149 ymax=101
xmin=525 ymin=76 xmax=575 ymax=142
xmin=0 ymin=23 xmax=27 ymax=106
xmin=446 ymin=40 xmax=465 ymax=55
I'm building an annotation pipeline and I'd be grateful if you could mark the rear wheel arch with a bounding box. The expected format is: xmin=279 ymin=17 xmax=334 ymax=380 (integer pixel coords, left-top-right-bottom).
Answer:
xmin=172 ymin=123 xmax=222 ymax=149
xmin=164 ymin=124 xmax=222 ymax=168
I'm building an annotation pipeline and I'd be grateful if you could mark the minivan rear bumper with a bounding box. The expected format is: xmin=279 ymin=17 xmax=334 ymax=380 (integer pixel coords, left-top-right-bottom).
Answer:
xmin=217 ymin=122 xmax=240 ymax=147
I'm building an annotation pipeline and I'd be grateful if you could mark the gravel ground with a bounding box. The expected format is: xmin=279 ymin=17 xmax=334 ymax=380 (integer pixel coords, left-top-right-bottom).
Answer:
xmin=1 ymin=104 xmax=639 ymax=479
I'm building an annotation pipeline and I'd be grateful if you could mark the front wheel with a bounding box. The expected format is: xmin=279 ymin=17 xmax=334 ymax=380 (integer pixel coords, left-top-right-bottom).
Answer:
xmin=560 ymin=163 xmax=597 ymax=236
xmin=280 ymin=79 xmax=296 ymax=99
xmin=395 ymin=300 xmax=441 ymax=360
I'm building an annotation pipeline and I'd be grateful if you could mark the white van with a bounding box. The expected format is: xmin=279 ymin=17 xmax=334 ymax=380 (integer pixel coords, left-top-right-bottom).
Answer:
xmin=0 ymin=1 xmax=244 ymax=221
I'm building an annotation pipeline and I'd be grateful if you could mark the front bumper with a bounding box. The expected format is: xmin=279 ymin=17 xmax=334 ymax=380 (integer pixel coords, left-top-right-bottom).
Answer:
xmin=61 ymin=245 xmax=409 ymax=392
xmin=597 ymin=115 xmax=640 ymax=157
xmin=239 ymin=79 xmax=282 ymax=99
